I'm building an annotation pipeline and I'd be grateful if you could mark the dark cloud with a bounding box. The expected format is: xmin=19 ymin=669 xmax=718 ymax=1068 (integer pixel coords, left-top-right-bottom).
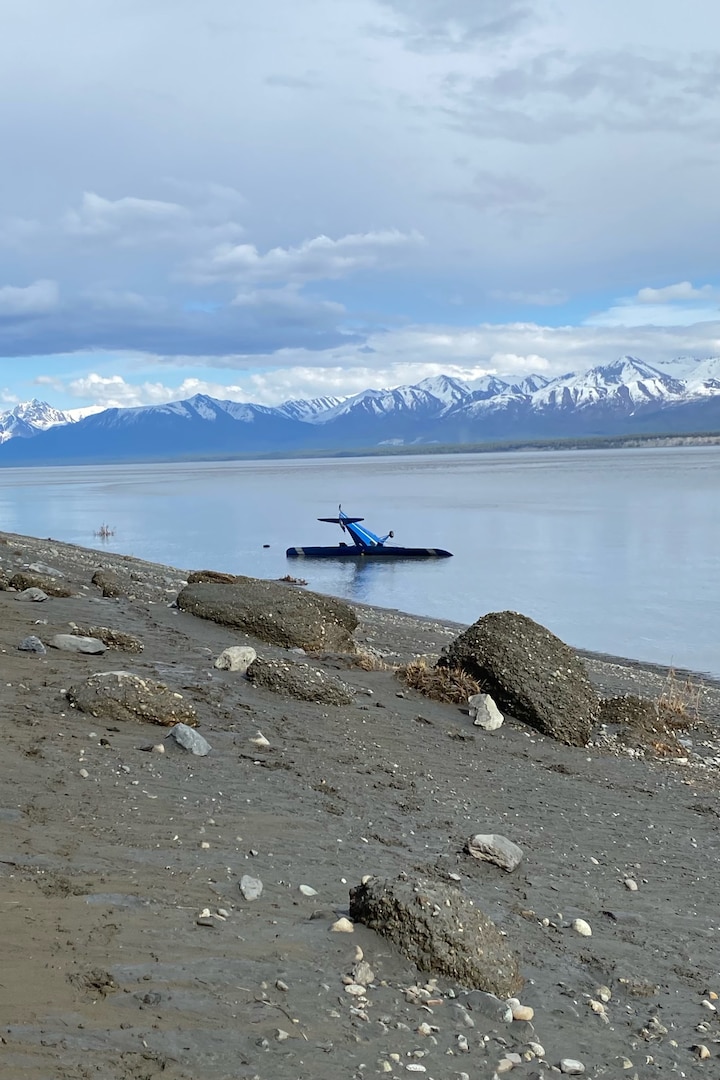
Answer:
xmin=0 ymin=290 xmax=356 ymax=358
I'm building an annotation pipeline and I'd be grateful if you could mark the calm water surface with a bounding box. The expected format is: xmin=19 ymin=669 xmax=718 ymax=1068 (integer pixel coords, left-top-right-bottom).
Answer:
xmin=1 ymin=448 xmax=719 ymax=676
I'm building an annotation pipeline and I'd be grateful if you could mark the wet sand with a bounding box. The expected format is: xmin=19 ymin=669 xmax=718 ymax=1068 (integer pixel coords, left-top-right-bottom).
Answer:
xmin=1 ymin=529 xmax=719 ymax=1080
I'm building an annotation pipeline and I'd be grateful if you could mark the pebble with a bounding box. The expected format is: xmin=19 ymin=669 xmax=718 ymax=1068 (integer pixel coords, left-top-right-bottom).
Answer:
xmin=79 ymin=768 xmax=89 ymax=779
xmin=239 ymin=875 xmax=263 ymax=901
xmin=695 ymin=1045 xmax=711 ymax=1060
xmin=405 ymin=1066 xmax=426 ymax=1073
xmin=560 ymin=1059 xmax=586 ymax=1075
xmin=596 ymin=985 xmax=612 ymax=1002
xmin=298 ymin=884 xmax=317 ymax=897
xmin=572 ymin=918 xmax=592 ymax=936
xmin=331 ymin=917 xmax=354 ymax=932
xmin=249 ymin=731 xmax=270 ymax=749
xmin=528 ymin=1042 xmax=546 ymax=1058
xmin=151 ymin=744 xmax=165 ymax=754
xmin=344 ymin=983 xmax=367 ymax=996
xmin=701 ymin=999 xmax=717 ymax=1011
xmin=624 ymin=878 xmax=639 ymax=891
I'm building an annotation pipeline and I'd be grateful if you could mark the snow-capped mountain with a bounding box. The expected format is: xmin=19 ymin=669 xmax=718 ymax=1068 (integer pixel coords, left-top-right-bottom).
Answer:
xmin=0 ymin=398 xmax=78 ymax=443
xmin=526 ymin=356 xmax=687 ymax=412
xmin=2 ymin=355 xmax=720 ymax=465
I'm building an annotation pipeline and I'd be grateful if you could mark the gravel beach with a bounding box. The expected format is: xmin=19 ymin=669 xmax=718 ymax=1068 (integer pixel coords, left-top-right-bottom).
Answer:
xmin=1 ymin=529 xmax=719 ymax=1080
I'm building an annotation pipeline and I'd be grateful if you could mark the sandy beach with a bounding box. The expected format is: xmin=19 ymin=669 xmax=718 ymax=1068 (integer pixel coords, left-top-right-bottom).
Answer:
xmin=1 ymin=528 xmax=719 ymax=1080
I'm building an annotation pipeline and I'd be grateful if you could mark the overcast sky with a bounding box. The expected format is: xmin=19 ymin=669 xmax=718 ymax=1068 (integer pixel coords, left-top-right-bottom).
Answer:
xmin=1 ymin=0 xmax=720 ymax=410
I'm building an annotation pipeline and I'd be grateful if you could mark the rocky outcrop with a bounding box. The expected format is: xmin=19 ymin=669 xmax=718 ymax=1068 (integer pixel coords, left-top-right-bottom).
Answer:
xmin=9 ymin=571 xmax=72 ymax=597
xmin=71 ymin=625 xmax=144 ymax=653
xmin=176 ymin=578 xmax=357 ymax=652
xmin=441 ymin=611 xmax=598 ymax=746
xmin=246 ymin=656 xmax=355 ymax=705
xmin=349 ymin=875 xmax=523 ymax=997
xmin=91 ymin=569 xmax=124 ymax=598
xmin=187 ymin=570 xmax=240 ymax=584
xmin=67 ymin=671 xmax=197 ymax=726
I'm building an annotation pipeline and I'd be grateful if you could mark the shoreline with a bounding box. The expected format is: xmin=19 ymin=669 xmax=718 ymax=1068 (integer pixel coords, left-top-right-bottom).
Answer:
xmin=2 ymin=527 xmax=720 ymax=1079
xmin=4 ymin=525 xmax=719 ymax=688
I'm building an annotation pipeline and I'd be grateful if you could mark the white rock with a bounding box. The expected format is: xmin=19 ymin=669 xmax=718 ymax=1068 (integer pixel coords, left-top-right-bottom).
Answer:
xmin=466 ymin=833 xmax=523 ymax=872
xmin=298 ymin=884 xmax=318 ymax=896
xmin=249 ymin=731 xmax=270 ymax=749
xmin=52 ymin=634 xmax=107 ymax=654
xmin=330 ymin=917 xmax=354 ymax=932
xmin=239 ymin=875 xmax=263 ymax=901
xmin=560 ymin=1059 xmax=586 ymax=1074
xmin=344 ymin=983 xmax=367 ymax=996
xmin=468 ymin=692 xmax=504 ymax=730
xmin=624 ymin=878 xmax=638 ymax=891
xmin=214 ymin=645 xmax=257 ymax=673
xmin=572 ymin=918 xmax=592 ymax=936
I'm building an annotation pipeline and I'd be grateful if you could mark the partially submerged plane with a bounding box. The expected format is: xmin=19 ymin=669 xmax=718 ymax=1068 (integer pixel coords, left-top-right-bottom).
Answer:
xmin=286 ymin=506 xmax=453 ymax=559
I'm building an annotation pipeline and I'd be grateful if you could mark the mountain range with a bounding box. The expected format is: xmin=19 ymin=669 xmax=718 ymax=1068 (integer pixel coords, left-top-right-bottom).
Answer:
xmin=2 ymin=354 xmax=720 ymax=465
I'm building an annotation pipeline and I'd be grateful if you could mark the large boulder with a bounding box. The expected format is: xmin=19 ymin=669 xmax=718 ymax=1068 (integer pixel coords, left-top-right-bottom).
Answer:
xmin=246 ymin=656 xmax=355 ymax=705
xmin=91 ymin=569 xmax=124 ymax=598
xmin=349 ymin=875 xmax=523 ymax=997
xmin=67 ymin=671 xmax=198 ymax=726
xmin=441 ymin=611 xmax=598 ymax=746
xmin=176 ymin=578 xmax=358 ymax=652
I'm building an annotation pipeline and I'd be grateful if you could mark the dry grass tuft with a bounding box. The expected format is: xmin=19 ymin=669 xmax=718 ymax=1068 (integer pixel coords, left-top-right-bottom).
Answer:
xmin=399 ymin=658 xmax=482 ymax=704
xmin=352 ymin=649 xmax=390 ymax=672
xmin=656 ymin=668 xmax=703 ymax=729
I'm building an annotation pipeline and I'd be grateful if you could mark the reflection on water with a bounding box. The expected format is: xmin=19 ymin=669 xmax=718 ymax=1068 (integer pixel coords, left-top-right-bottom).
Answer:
xmin=1 ymin=447 xmax=719 ymax=675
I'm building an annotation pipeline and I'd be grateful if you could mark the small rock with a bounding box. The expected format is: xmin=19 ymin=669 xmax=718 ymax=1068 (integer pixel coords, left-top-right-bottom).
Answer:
xmin=572 ymin=918 xmax=592 ymax=936
xmin=275 ymin=1029 xmax=289 ymax=1042
xmin=250 ymin=731 xmax=271 ymax=749
xmin=167 ymin=723 xmax=211 ymax=756
xmin=18 ymin=635 xmax=46 ymax=654
xmin=298 ymin=884 xmax=318 ymax=897
xmin=27 ymin=561 xmax=63 ymax=578
xmin=695 ymin=1045 xmax=711 ymax=1060
xmin=79 ymin=768 xmax=89 ymax=779
xmin=14 ymin=587 xmax=48 ymax=602
xmin=624 ymin=878 xmax=638 ymax=891
xmin=528 ymin=1042 xmax=546 ymax=1058
xmin=560 ymin=1059 xmax=586 ymax=1075
xmin=331 ymin=917 xmax=354 ymax=933
xmin=275 ymin=979 xmax=288 ymax=992
xmin=510 ymin=1001 xmax=534 ymax=1022
xmin=352 ymin=960 xmax=375 ymax=985
xmin=51 ymin=634 xmax=107 ymax=655
xmin=214 ymin=645 xmax=257 ymax=673
xmin=597 ymin=985 xmax=611 ymax=1002
xmin=344 ymin=983 xmax=367 ymax=996
xmin=151 ymin=743 xmax=165 ymax=754
xmin=466 ymin=833 xmax=523 ymax=872
xmin=239 ymin=875 xmax=263 ymax=901
xmin=468 ymin=692 xmax=504 ymax=730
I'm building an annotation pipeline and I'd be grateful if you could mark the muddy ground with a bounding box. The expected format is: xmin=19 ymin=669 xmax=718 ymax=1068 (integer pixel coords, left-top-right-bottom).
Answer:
xmin=1 ymin=529 xmax=719 ymax=1080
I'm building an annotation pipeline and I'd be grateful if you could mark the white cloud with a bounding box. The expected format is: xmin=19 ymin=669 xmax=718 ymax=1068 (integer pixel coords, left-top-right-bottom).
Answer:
xmin=61 ymin=191 xmax=245 ymax=249
xmin=0 ymin=279 xmax=59 ymax=314
xmin=187 ymin=229 xmax=425 ymax=285
xmin=635 ymin=281 xmax=719 ymax=303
